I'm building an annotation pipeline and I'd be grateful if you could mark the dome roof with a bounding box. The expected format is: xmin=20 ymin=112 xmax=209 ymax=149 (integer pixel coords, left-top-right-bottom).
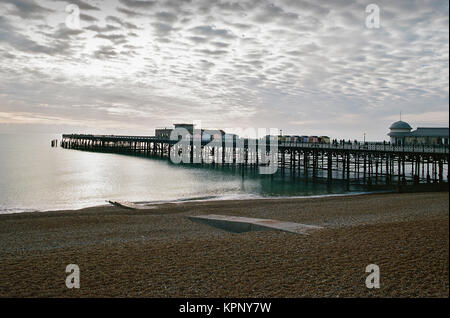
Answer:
xmin=389 ymin=120 xmax=412 ymax=130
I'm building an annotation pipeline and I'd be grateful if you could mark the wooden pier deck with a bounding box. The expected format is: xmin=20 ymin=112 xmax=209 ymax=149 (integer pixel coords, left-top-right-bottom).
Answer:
xmin=60 ymin=134 xmax=449 ymax=187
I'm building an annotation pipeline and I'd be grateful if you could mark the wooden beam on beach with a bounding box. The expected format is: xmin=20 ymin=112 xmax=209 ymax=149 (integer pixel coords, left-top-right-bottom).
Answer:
xmin=107 ymin=200 xmax=157 ymax=210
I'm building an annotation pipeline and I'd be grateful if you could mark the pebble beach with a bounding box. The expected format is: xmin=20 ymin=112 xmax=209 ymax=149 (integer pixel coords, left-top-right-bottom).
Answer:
xmin=0 ymin=192 xmax=448 ymax=297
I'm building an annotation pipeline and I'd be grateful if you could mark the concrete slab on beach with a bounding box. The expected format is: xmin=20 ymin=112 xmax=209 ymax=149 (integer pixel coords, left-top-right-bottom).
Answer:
xmin=188 ymin=214 xmax=323 ymax=234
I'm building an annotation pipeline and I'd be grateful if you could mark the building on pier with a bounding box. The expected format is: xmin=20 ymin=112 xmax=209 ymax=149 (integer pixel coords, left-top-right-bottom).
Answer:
xmin=155 ymin=123 xmax=195 ymax=139
xmin=154 ymin=128 xmax=173 ymax=139
xmin=155 ymin=124 xmax=235 ymax=142
xmin=388 ymin=121 xmax=449 ymax=146
xmin=269 ymin=135 xmax=330 ymax=144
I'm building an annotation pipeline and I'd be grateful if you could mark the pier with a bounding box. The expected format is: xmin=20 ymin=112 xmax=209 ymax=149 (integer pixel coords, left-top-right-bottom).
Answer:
xmin=60 ymin=134 xmax=449 ymax=189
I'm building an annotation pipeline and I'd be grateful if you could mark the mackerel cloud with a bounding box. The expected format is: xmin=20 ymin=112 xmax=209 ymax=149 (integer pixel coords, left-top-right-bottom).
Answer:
xmin=0 ymin=0 xmax=448 ymax=139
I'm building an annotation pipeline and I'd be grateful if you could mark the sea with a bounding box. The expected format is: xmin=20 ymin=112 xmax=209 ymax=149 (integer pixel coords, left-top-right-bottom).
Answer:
xmin=0 ymin=133 xmax=370 ymax=214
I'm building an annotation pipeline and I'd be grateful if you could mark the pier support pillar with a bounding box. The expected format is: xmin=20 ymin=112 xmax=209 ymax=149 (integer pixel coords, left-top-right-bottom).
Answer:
xmin=327 ymin=153 xmax=332 ymax=181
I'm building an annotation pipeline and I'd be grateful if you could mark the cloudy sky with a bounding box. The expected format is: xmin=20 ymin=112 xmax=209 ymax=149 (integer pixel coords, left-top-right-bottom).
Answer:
xmin=0 ymin=0 xmax=448 ymax=140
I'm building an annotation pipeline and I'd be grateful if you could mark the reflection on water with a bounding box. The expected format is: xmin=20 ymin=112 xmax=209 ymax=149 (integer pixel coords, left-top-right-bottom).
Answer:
xmin=0 ymin=133 xmax=364 ymax=213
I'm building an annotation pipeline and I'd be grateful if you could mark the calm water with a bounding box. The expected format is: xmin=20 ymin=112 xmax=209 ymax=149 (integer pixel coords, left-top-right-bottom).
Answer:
xmin=0 ymin=133 xmax=362 ymax=214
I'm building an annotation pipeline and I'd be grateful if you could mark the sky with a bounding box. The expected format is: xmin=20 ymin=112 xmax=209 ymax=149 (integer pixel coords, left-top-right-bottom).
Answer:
xmin=0 ymin=0 xmax=448 ymax=141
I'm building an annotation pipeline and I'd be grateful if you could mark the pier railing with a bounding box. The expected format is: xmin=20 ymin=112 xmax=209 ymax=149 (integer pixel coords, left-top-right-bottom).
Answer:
xmin=62 ymin=134 xmax=449 ymax=154
xmin=279 ymin=142 xmax=449 ymax=154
